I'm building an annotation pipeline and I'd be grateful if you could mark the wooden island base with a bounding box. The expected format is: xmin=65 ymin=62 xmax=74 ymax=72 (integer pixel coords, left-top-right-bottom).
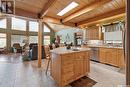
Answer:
xmin=50 ymin=47 xmax=90 ymax=87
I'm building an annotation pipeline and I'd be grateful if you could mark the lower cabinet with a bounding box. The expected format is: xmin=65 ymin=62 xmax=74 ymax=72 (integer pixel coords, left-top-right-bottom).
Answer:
xmin=51 ymin=51 xmax=90 ymax=87
xmin=99 ymin=48 xmax=107 ymax=63
xmin=74 ymin=52 xmax=90 ymax=80
xmin=99 ymin=48 xmax=125 ymax=68
xmin=118 ymin=49 xmax=125 ymax=68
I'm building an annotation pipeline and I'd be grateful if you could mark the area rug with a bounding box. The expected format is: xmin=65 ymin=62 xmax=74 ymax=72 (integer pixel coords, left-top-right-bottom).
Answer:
xmin=69 ymin=76 xmax=97 ymax=87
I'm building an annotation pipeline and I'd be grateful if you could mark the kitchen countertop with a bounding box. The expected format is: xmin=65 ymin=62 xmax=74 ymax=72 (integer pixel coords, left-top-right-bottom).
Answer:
xmin=50 ymin=47 xmax=91 ymax=54
xmin=88 ymin=45 xmax=123 ymax=49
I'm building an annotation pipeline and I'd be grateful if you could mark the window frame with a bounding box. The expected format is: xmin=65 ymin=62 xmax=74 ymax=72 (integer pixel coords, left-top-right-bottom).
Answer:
xmin=29 ymin=21 xmax=39 ymax=32
xmin=44 ymin=35 xmax=50 ymax=45
xmin=0 ymin=18 xmax=7 ymax=29
xmin=0 ymin=33 xmax=6 ymax=48
xmin=11 ymin=17 xmax=27 ymax=31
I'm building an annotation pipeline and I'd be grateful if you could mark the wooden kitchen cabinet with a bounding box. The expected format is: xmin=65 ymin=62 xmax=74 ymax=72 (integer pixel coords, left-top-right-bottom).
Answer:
xmin=86 ymin=26 xmax=102 ymax=40
xmin=106 ymin=49 xmax=118 ymax=66
xmin=51 ymin=48 xmax=90 ymax=87
xmin=117 ymin=49 xmax=125 ymax=68
xmin=99 ymin=48 xmax=107 ymax=63
xmin=99 ymin=48 xmax=125 ymax=68
xmin=74 ymin=52 xmax=90 ymax=80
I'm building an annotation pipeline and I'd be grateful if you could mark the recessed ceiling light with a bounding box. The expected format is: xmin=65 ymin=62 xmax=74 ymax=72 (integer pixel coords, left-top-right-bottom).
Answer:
xmin=57 ymin=1 xmax=79 ymax=16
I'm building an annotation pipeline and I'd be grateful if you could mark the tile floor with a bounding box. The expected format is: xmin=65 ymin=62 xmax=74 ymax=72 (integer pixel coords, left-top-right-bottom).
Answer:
xmin=0 ymin=54 xmax=126 ymax=87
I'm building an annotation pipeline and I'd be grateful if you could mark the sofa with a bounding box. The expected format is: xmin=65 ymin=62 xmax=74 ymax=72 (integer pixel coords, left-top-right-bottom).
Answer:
xmin=29 ymin=45 xmax=46 ymax=60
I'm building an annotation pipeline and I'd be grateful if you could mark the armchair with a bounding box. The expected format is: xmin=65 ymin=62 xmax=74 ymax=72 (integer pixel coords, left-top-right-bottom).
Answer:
xmin=13 ymin=43 xmax=22 ymax=53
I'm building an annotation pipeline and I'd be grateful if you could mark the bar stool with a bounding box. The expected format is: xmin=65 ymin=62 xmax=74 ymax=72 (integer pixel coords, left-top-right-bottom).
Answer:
xmin=45 ymin=45 xmax=51 ymax=75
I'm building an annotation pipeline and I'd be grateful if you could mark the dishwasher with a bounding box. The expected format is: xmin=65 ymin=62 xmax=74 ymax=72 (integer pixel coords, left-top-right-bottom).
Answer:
xmin=90 ymin=47 xmax=99 ymax=62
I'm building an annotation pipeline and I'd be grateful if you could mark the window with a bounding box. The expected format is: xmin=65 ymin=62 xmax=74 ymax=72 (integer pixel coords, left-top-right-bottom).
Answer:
xmin=44 ymin=36 xmax=50 ymax=45
xmin=0 ymin=18 xmax=6 ymax=28
xmin=29 ymin=36 xmax=38 ymax=43
xmin=11 ymin=35 xmax=26 ymax=46
xmin=12 ymin=17 xmax=26 ymax=31
xmin=29 ymin=21 xmax=38 ymax=32
xmin=0 ymin=33 xmax=6 ymax=48
xmin=44 ymin=25 xmax=50 ymax=32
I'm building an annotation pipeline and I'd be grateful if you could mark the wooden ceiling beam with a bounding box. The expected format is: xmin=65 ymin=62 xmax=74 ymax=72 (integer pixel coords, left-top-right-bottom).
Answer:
xmin=63 ymin=0 xmax=112 ymax=23
xmin=77 ymin=7 xmax=126 ymax=26
xmin=42 ymin=16 xmax=75 ymax=27
xmin=39 ymin=0 xmax=57 ymax=18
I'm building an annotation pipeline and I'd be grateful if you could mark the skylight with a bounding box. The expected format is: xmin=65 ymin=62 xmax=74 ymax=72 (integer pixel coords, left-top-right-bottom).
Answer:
xmin=57 ymin=2 xmax=79 ymax=16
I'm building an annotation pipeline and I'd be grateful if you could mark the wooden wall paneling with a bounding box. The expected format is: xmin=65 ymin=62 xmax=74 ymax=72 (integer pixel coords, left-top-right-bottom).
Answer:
xmin=126 ymin=0 xmax=130 ymax=86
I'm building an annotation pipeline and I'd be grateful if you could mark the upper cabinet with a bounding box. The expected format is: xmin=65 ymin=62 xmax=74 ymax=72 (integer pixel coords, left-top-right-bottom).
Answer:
xmin=86 ymin=26 xmax=103 ymax=40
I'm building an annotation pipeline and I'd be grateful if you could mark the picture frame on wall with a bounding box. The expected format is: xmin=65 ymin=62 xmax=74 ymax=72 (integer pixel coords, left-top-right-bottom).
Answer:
xmin=0 ymin=0 xmax=14 ymax=14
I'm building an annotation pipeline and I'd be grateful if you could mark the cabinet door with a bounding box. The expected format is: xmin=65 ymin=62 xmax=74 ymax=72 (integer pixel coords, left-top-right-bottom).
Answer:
xmin=118 ymin=49 xmax=125 ymax=68
xmin=95 ymin=29 xmax=99 ymax=39
xmin=84 ymin=52 xmax=90 ymax=74
xmin=107 ymin=49 xmax=118 ymax=67
xmin=99 ymin=48 xmax=107 ymax=63
xmin=61 ymin=53 xmax=75 ymax=86
xmin=74 ymin=52 xmax=85 ymax=79
xmin=111 ymin=49 xmax=118 ymax=66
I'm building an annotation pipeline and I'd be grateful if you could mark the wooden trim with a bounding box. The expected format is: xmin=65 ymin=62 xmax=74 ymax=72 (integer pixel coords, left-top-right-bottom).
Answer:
xmin=77 ymin=7 xmax=125 ymax=26
xmin=38 ymin=20 xmax=43 ymax=68
xmin=63 ymin=0 xmax=112 ymax=22
xmin=39 ymin=0 xmax=57 ymax=18
xmin=126 ymin=0 xmax=130 ymax=86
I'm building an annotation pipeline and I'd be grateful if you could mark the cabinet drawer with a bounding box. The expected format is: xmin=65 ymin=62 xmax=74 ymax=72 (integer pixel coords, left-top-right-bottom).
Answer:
xmin=62 ymin=59 xmax=73 ymax=65
xmin=62 ymin=72 xmax=74 ymax=85
xmin=62 ymin=54 xmax=74 ymax=60
xmin=62 ymin=64 xmax=74 ymax=74
xmin=61 ymin=53 xmax=74 ymax=65
xmin=75 ymin=52 xmax=86 ymax=60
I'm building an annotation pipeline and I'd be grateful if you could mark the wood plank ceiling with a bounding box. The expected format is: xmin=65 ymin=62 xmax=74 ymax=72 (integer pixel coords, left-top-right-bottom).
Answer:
xmin=70 ymin=0 xmax=125 ymax=23
xmin=15 ymin=0 xmax=48 ymax=14
xmin=46 ymin=0 xmax=126 ymax=26
xmin=46 ymin=0 xmax=97 ymax=19
xmin=5 ymin=0 xmax=126 ymax=26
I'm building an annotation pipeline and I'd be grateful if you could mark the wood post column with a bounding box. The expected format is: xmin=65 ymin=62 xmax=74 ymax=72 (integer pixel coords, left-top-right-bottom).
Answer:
xmin=6 ymin=17 xmax=12 ymax=52
xmin=38 ymin=20 xmax=43 ymax=68
xmin=126 ymin=0 xmax=130 ymax=86
xmin=26 ymin=20 xmax=29 ymax=42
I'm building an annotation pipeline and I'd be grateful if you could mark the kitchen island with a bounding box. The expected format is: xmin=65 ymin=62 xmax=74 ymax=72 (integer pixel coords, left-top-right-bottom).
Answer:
xmin=50 ymin=47 xmax=90 ymax=87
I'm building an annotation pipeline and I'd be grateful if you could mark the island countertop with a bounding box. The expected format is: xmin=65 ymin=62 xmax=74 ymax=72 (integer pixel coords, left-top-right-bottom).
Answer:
xmin=50 ymin=47 xmax=91 ymax=54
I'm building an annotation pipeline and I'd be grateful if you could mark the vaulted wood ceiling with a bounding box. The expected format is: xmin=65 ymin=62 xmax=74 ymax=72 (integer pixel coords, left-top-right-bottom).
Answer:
xmin=15 ymin=0 xmax=48 ymax=14
xmin=4 ymin=0 xmax=126 ymax=26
